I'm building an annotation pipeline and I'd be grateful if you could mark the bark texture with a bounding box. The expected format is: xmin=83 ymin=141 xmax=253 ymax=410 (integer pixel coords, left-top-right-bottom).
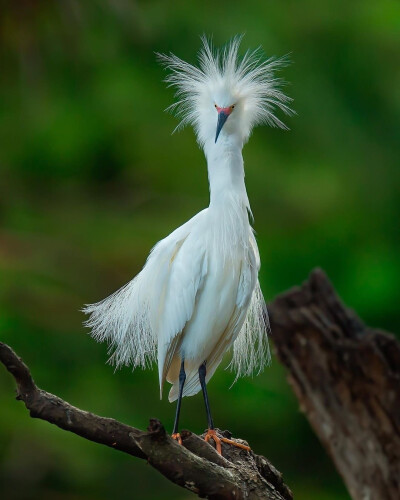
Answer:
xmin=0 ymin=341 xmax=292 ymax=500
xmin=268 ymin=268 xmax=400 ymax=500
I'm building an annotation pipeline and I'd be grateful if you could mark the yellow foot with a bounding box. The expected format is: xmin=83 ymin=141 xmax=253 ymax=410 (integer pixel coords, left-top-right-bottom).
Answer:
xmin=204 ymin=429 xmax=251 ymax=455
xmin=171 ymin=432 xmax=182 ymax=445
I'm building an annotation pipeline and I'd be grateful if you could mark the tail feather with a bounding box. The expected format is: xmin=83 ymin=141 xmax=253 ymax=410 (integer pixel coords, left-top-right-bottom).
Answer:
xmin=168 ymin=355 xmax=224 ymax=402
xmin=168 ymin=366 xmax=200 ymax=402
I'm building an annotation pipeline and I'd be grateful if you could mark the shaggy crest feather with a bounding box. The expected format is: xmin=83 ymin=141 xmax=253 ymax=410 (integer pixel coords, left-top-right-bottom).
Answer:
xmin=158 ymin=35 xmax=293 ymax=146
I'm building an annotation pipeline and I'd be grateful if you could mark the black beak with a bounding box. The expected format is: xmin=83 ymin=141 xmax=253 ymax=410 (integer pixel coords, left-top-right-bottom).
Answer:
xmin=215 ymin=111 xmax=229 ymax=143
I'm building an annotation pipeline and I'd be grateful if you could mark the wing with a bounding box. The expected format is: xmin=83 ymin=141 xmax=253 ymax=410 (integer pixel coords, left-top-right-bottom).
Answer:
xmin=205 ymin=244 xmax=259 ymax=379
xmin=178 ymin=237 xmax=259 ymax=399
xmin=83 ymin=210 xmax=206 ymax=372
xmin=230 ymin=232 xmax=270 ymax=380
xmin=156 ymin=229 xmax=208 ymax=396
xmin=204 ymin=232 xmax=270 ymax=386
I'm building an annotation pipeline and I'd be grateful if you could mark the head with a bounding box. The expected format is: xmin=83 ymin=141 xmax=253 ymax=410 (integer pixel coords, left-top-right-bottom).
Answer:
xmin=158 ymin=36 xmax=293 ymax=149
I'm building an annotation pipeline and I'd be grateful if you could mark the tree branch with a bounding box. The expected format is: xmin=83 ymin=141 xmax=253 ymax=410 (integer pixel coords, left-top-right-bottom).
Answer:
xmin=7 ymin=269 xmax=395 ymax=499
xmin=268 ymin=268 xmax=400 ymax=500
xmin=0 ymin=341 xmax=292 ymax=500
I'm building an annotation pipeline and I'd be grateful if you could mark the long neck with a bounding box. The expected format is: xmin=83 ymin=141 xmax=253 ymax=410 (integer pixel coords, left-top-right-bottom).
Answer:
xmin=204 ymin=136 xmax=250 ymax=211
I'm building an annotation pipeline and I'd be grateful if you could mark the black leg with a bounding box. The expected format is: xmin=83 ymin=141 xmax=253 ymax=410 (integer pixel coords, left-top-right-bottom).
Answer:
xmin=200 ymin=362 xmax=251 ymax=454
xmin=199 ymin=361 xmax=214 ymax=430
xmin=172 ymin=360 xmax=186 ymax=435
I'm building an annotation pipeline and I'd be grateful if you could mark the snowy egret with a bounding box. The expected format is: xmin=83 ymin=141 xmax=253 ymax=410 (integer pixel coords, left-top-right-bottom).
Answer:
xmin=84 ymin=37 xmax=292 ymax=454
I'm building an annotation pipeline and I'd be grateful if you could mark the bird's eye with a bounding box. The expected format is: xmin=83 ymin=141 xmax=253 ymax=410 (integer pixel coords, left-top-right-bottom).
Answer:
xmin=231 ymin=105 xmax=235 ymax=110
xmin=214 ymin=104 xmax=217 ymax=109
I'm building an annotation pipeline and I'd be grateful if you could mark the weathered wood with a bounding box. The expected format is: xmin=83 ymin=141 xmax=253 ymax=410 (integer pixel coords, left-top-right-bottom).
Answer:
xmin=0 ymin=341 xmax=292 ymax=500
xmin=269 ymin=269 xmax=400 ymax=500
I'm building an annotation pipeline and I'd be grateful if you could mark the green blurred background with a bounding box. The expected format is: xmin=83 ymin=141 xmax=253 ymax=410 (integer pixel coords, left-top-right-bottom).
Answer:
xmin=1 ymin=1 xmax=399 ymax=499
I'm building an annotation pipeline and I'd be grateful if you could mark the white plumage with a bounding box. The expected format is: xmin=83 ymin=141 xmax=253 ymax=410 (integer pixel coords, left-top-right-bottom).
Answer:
xmin=83 ymin=36 xmax=292 ymax=405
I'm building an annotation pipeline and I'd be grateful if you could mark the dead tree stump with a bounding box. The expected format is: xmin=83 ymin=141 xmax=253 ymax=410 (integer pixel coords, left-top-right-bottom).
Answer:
xmin=268 ymin=269 xmax=400 ymax=500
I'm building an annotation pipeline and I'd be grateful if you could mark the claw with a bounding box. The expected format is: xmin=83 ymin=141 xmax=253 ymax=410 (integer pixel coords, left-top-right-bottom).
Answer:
xmin=204 ymin=429 xmax=222 ymax=454
xmin=171 ymin=432 xmax=182 ymax=445
xmin=204 ymin=429 xmax=250 ymax=455
xmin=220 ymin=436 xmax=251 ymax=451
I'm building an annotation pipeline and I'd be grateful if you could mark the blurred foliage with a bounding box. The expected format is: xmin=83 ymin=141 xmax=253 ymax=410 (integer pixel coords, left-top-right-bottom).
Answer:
xmin=1 ymin=1 xmax=399 ymax=499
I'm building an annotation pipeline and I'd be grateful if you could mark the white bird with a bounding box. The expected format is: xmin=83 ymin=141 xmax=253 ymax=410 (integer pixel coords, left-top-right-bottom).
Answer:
xmin=84 ymin=36 xmax=292 ymax=454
